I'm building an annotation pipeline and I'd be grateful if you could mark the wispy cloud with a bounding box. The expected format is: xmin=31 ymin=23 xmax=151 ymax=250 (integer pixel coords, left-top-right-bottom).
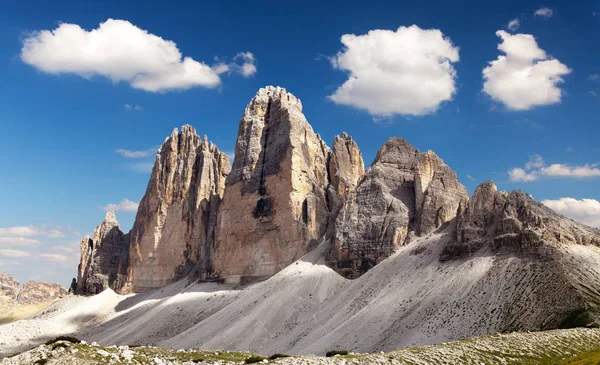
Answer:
xmin=124 ymin=104 xmax=143 ymax=111
xmin=542 ymin=197 xmax=600 ymax=228
xmin=39 ymin=253 xmax=68 ymax=263
xmin=466 ymin=174 xmax=476 ymax=181
xmin=100 ymin=198 xmax=139 ymax=212
xmin=509 ymin=155 xmax=600 ymax=182
xmin=507 ymin=19 xmax=520 ymax=31
xmin=534 ymin=7 xmax=554 ymax=18
xmin=0 ymin=249 xmax=31 ymax=258
xmin=116 ymin=148 xmax=156 ymax=159
xmin=0 ymin=225 xmax=68 ymax=248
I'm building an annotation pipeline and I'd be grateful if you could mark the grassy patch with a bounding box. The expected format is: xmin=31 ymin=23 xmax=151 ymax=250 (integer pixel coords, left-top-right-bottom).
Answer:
xmin=0 ymin=301 xmax=56 ymax=325
xmin=269 ymin=353 xmax=290 ymax=360
xmin=326 ymin=350 xmax=349 ymax=357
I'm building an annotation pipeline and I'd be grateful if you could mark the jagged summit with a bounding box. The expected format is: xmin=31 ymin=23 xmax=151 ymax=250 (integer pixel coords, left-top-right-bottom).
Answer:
xmin=76 ymin=86 xmax=600 ymax=295
xmin=102 ymin=210 xmax=118 ymax=226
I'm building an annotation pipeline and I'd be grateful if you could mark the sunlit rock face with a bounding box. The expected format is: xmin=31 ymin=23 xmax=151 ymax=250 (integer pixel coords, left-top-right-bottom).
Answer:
xmin=125 ymin=125 xmax=230 ymax=292
xmin=212 ymin=86 xmax=334 ymax=283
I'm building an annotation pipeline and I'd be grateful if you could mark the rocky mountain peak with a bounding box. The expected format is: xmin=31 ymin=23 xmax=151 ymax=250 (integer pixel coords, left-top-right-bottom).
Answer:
xmin=213 ymin=86 xmax=335 ymax=283
xmin=373 ymin=137 xmax=419 ymax=165
xmin=75 ymin=86 xmax=600 ymax=294
xmin=330 ymin=136 xmax=468 ymax=277
xmin=103 ymin=210 xmax=118 ymax=226
xmin=0 ymin=272 xmax=67 ymax=305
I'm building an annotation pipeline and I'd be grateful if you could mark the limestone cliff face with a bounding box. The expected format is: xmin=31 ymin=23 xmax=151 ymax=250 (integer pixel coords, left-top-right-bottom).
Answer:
xmin=441 ymin=181 xmax=600 ymax=260
xmin=0 ymin=272 xmax=67 ymax=304
xmin=326 ymin=133 xmax=365 ymax=222
xmin=212 ymin=86 xmax=333 ymax=282
xmin=0 ymin=272 xmax=20 ymax=303
xmin=77 ymin=211 xmax=129 ymax=295
xmin=125 ymin=125 xmax=230 ymax=292
xmin=330 ymin=137 xmax=468 ymax=278
xmin=18 ymin=281 xmax=67 ymax=304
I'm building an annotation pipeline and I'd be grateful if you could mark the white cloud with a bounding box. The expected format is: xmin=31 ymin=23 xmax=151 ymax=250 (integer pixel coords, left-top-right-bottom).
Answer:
xmin=590 ymin=74 xmax=600 ymax=82
xmin=0 ymin=225 xmax=65 ymax=248
xmin=124 ymin=104 xmax=143 ymax=111
xmin=100 ymin=198 xmax=139 ymax=212
xmin=524 ymin=154 xmax=544 ymax=170
xmin=0 ymin=237 xmax=41 ymax=247
xmin=328 ymin=25 xmax=459 ymax=116
xmin=482 ymin=30 xmax=571 ymax=110
xmin=542 ymin=198 xmax=600 ymax=228
xmin=466 ymin=174 xmax=476 ymax=181
xmin=21 ymin=19 xmax=256 ymax=92
xmin=45 ymin=229 xmax=65 ymax=238
xmin=116 ymin=148 xmax=155 ymax=159
xmin=509 ymin=155 xmax=600 ymax=182
xmin=508 ymin=19 xmax=520 ymax=31
xmin=0 ymin=226 xmax=39 ymax=237
xmin=534 ymin=7 xmax=554 ymax=18
xmin=39 ymin=253 xmax=68 ymax=263
xmin=0 ymin=249 xmax=31 ymax=258
xmin=234 ymin=52 xmax=257 ymax=77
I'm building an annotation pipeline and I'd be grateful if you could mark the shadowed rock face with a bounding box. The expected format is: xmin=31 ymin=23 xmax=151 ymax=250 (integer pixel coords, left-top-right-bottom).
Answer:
xmin=330 ymin=137 xmax=468 ymax=278
xmin=442 ymin=181 xmax=600 ymax=261
xmin=77 ymin=211 xmax=129 ymax=295
xmin=124 ymin=126 xmax=230 ymax=292
xmin=212 ymin=86 xmax=334 ymax=283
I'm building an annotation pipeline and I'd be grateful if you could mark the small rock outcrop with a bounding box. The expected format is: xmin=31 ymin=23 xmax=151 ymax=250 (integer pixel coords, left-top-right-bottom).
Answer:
xmin=330 ymin=137 xmax=468 ymax=278
xmin=0 ymin=272 xmax=20 ymax=303
xmin=124 ymin=125 xmax=230 ymax=292
xmin=212 ymin=86 xmax=333 ymax=283
xmin=441 ymin=181 xmax=600 ymax=260
xmin=18 ymin=281 xmax=67 ymax=304
xmin=77 ymin=211 xmax=129 ymax=295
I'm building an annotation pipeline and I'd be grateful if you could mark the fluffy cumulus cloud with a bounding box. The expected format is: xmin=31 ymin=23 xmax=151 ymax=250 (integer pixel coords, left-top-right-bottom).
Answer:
xmin=483 ymin=31 xmax=571 ymax=110
xmin=535 ymin=7 xmax=554 ymax=18
xmin=508 ymin=19 xmax=520 ymax=31
xmin=542 ymin=198 xmax=600 ymax=228
xmin=100 ymin=198 xmax=139 ymax=212
xmin=21 ymin=19 xmax=256 ymax=92
xmin=509 ymin=155 xmax=600 ymax=182
xmin=328 ymin=25 xmax=460 ymax=116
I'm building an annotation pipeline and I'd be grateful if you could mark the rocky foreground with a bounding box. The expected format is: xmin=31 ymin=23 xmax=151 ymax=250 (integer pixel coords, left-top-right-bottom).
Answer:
xmin=4 ymin=328 xmax=600 ymax=364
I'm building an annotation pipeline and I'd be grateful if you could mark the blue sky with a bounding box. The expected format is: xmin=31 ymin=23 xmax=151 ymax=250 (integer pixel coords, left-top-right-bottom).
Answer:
xmin=0 ymin=0 xmax=599 ymax=286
